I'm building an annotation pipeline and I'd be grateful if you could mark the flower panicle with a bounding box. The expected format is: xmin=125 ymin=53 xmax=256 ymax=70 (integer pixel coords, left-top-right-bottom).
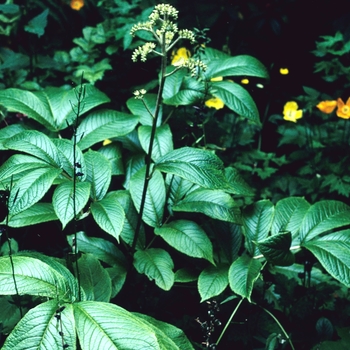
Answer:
xmin=182 ymin=58 xmax=207 ymax=77
xmin=131 ymin=42 xmax=157 ymax=62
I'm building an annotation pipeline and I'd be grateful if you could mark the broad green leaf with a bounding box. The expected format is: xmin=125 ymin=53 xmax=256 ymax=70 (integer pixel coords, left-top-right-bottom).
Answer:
xmin=173 ymin=188 xmax=241 ymax=224
xmin=272 ymin=197 xmax=310 ymax=245
xmin=0 ymin=296 xmax=22 ymax=334
xmin=9 ymin=167 xmax=61 ymax=216
xmin=162 ymin=67 xmax=187 ymax=100
xmin=77 ymin=109 xmax=139 ymax=150
xmin=75 ymin=254 xmax=112 ymax=302
xmin=174 ymin=268 xmax=198 ymax=283
xmin=303 ymin=230 xmax=350 ymax=287
xmin=209 ymin=81 xmax=260 ymax=124
xmin=166 ymin=174 xmax=196 ymax=208
xmin=67 ymin=231 xmax=128 ymax=267
xmin=228 ymin=254 xmax=262 ymax=301
xmin=24 ymin=8 xmax=49 ymax=37
xmin=0 ymin=255 xmax=74 ymax=300
xmin=84 ymin=150 xmax=111 ymax=200
xmin=7 ymin=203 xmax=58 ymax=227
xmin=205 ymin=54 xmax=269 ymax=80
xmin=154 ymin=220 xmax=214 ymax=264
xmin=0 ymin=124 xmax=29 ymax=150
xmin=134 ymin=248 xmax=174 ymax=290
xmin=123 ymin=154 xmax=146 ymax=190
xmin=202 ymin=47 xmax=231 ymax=61
xmin=138 ymin=124 xmax=174 ymax=162
xmin=4 ymin=130 xmax=61 ymax=166
xmin=74 ymin=301 xmax=181 ymax=350
xmin=106 ymin=265 xmax=127 ymax=298
xmin=2 ymin=300 xmax=76 ymax=350
xmin=133 ymin=313 xmax=195 ymax=350
xmin=242 ymin=200 xmax=274 ymax=256
xmin=156 ymin=147 xmax=232 ymax=192
xmin=130 ymin=167 xmax=165 ymax=228
xmin=299 ymin=200 xmax=350 ymax=243
xmin=198 ymin=264 xmax=229 ymax=302
xmin=53 ymin=181 xmax=91 ymax=229
xmin=225 ymin=167 xmax=254 ymax=196
xmin=163 ymin=76 xmax=206 ymax=106
xmin=127 ymin=93 xmax=163 ymax=126
xmin=98 ymin=142 xmax=124 ymax=176
xmin=109 ymin=190 xmax=146 ymax=249
xmin=255 ymin=231 xmax=295 ymax=266
xmin=91 ymin=196 xmax=125 ymax=241
xmin=0 ymin=85 xmax=110 ymax=131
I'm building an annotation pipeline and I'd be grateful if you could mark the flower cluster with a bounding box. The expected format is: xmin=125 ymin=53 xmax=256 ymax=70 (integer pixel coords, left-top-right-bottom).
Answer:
xmin=317 ymin=98 xmax=350 ymax=119
xmin=182 ymin=58 xmax=207 ymax=77
xmin=133 ymin=89 xmax=147 ymax=99
xmin=178 ymin=29 xmax=196 ymax=43
xmin=131 ymin=42 xmax=156 ymax=62
xmin=70 ymin=0 xmax=84 ymax=11
xmin=283 ymin=101 xmax=303 ymax=123
xmin=149 ymin=4 xmax=179 ymax=22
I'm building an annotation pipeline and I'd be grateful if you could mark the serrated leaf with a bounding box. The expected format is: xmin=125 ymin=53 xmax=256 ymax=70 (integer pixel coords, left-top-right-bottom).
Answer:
xmin=53 ymin=181 xmax=91 ymax=228
xmin=198 ymin=264 xmax=229 ymax=302
xmin=67 ymin=231 xmax=128 ymax=268
xmin=91 ymin=196 xmax=125 ymax=242
xmin=4 ymin=130 xmax=61 ymax=166
xmin=154 ymin=220 xmax=214 ymax=264
xmin=242 ymin=200 xmax=274 ymax=256
xmin=0 ymin=124 xmax=29 ymax=150
xmin=209 ymin=81 xmax=260 ymax=124
xmin=173 ymin=188 xmax=241 ymax=224
xmin=126 ymin=93 xmax=162 ymax=126
xmin=106 ymin=265 xmax=127 ymax=298
xmin=2 ymin=300 xmax=75 ymax=350
xmin=9 ymin=167 xmax=61 ymax=216
xmin=156 ymin=147 xmax=232 ymax=192
xmin=303 ymin=231 xmax=350 ymax=287
xmin=130 ymin=167 xmax=165 ymax=228
xmin=77 ymin=109 xmax=139 ymax=150
xmin=98 ymin=143 xmax=124 ymax=176
xmin=255 ymin=231 xmax=295 ymax=266
xmin=138 ymin=124 xmax=173 ymax=162
xmin=166 ymin=174 xmax=196 ymax=208
xmin=7 ymin=203 xmax=58 ymax=227
xmin=134 ymin=248 xmax=174 ymax=290
xmin=24 ymin=8 xmax=49 ymax=37
xmin=228 ymin=254 xmax=262 ymax=301
xmin=299 ymin=200 xmax=350 ymax=243
xmin=84 ymin=150 xmax=111 ymax=200
xmin=225 ymin=167 xmax=254 ymax=196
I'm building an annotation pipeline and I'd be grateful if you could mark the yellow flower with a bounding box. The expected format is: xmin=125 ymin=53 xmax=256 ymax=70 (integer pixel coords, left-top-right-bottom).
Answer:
xmin=316 ymin=100 xmax=337 ymax=114
xmin=336 ymin=97 xmax=350 ymax=119
xmin=70 ymin=0 xmax=84 ymax=10
xmin=205 ymin=97 xmax=224 ymax=110
xmin=279 ymin=68 xmax=289 ymax=75
xmin=210 ymin=76 xmax=223 ymax=82
xmin=171 ymin=48 xmax=191 ymax=66
xmin=103 ymin=139 xmax=112 ymax=146
xmin=283 ymin=101 xmax=303 ymax=123
xmin=241 ymin=78 xmax=249 ymax=84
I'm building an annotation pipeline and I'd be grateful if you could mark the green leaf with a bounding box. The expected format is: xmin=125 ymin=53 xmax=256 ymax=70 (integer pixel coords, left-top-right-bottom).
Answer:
xmin=228 ymin=254 xmax=262 ymax=301
xmin=2 ymin=300 xmax=76 ymax=350
xmin=198 ymin=264 xmax=229 ymax=302
xmin=205 ymin=54 xmax=269 ymax=80
xmin=0 ymin=85 xmax=110 ymax=131
xmin=53 ymin=181 xmax=91 ymax=229
xmin=255 ymin=231 xmax=295 ymax=266
xmin=272 ymin=197 xmax=310 ymax=245
xmin=130 ymin=167 xmax=165 ymax=228
xmin=98 ymin=142 xmax=124 ymax=176
xmin=77 ymin=109 xmax=139 ymax=150
xmin=4 ymin=130 xmax=61 ymax=166
xmin=154 ymin=220 xmax=214 ymax=264
xmin=173 ymin=188 xmax=241 ymax=224
xmin=75 ymin=254 xmax=112 ymax=302
xmin=166 ymin=174 xmax=196 ymax=208
xmin=299 ymin=200 xmax=350 ymax=243
xmin=156 ymin=147 xmax=232 ymax=192
xmin=242 ymin=200 xmax=274 ymax=256
xmin=106 ymin=265 xmax=127 ymax=298
xmin=0 ymin=255 xmax=74 ymax=300
xmin=7 ymin=203 xmax=58 ymax=227
xmin=24 ymin=8 xmax=49 ymax=37
xmin=138 ymin=124 xmax=174 ymax=162
xmin=84 ymin=150 xmax=111 ymax=201
xmin=67 ymin=231 xmax=128 ymax=268
xmin=134 ymin=248 xmax=174 ymax=290
xmin=127 ymin=93 xmax=162 ymax=126
xmin=303 ymin=231 xmax=350 ymax=287
xmin=91 ymin=196 xmax=125 ymax=241
xmin=162 ymin=67 xmax=187 ymax=100
xmin=0 ymin=124 xmax=29 ymax=150
xmin=174 ymin=268 xmax=198 ymax=283
xmin=225 ymin=167 xmax=254 ymax=196
xmin=9 ymin=167 xmax=61 ymax=216
xmin=209 ymin=81 xmax=260 ymax=124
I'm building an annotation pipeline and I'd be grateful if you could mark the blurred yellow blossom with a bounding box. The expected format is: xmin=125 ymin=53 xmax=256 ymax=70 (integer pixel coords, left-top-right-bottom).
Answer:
xmin=241 ymin=78 xmax=249 ymax=84
xmin=70 ymin=0 xmax=84 ymax=10
xmin=171 ymin=48 xmax=191 ymax=66
xmin=336 ymin=98 xmax=350 ymax=119
xmin=103 ymin=139 xmax=112 ymax=146
xmin=279 ymin=68 xmax=289 ymax=75
xmin=316 ymin=100 xmax=337 ymax=114
xmin=283 ymin=101 xmax=303 ymax=122
xmin=205 ymin=97 xmax=224 ymax=110
xmin=210 ymin=76 xmax=223 ymax=82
